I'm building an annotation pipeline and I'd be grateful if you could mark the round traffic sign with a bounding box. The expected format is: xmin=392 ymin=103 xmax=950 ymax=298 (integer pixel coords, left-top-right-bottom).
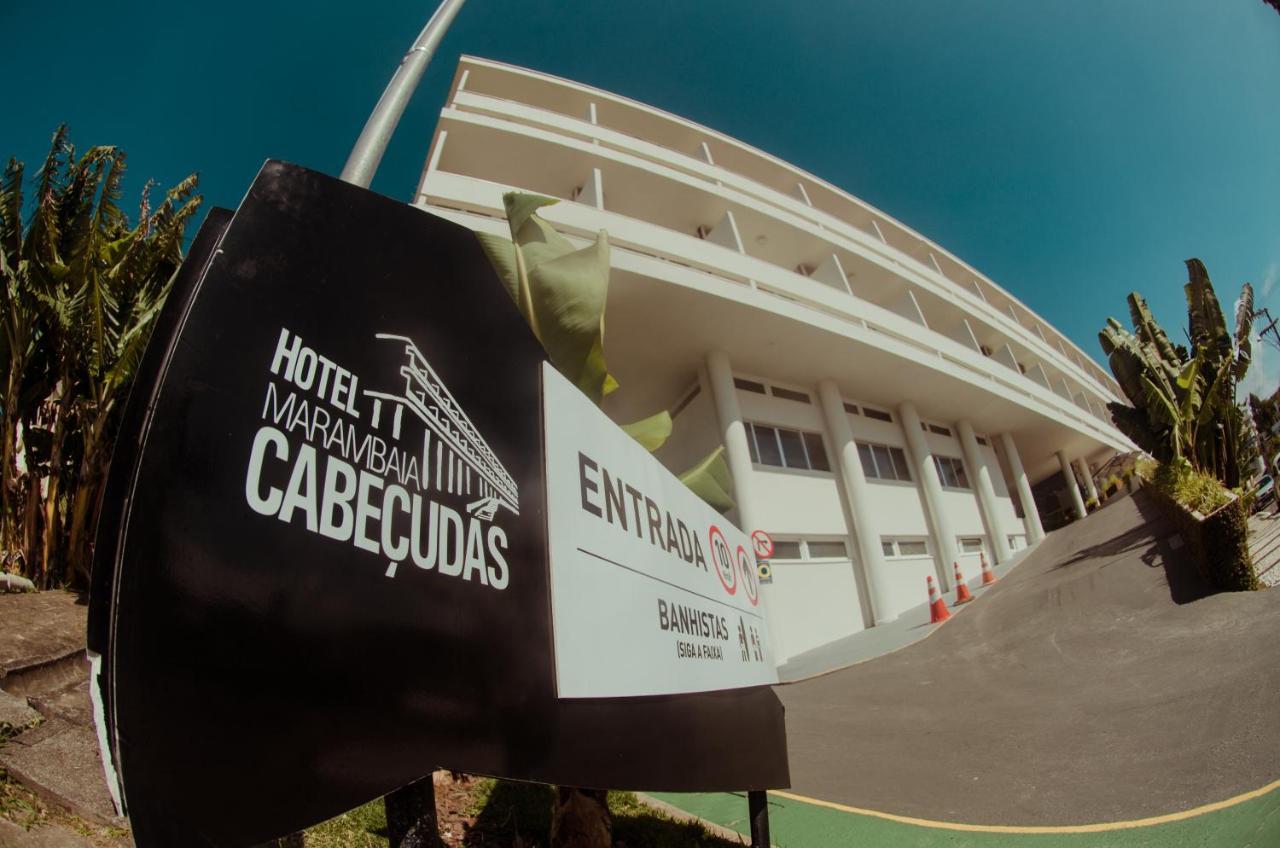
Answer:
xmin=750 ymin=529 xmax=774 ymax=560
xmin=736 ymin=544 xmax=759 ymax=606
xmin=708 ymin=525 xmax=737 ymax=595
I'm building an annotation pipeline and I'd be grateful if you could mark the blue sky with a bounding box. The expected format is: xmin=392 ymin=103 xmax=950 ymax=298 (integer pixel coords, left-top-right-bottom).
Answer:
xmin=3 ymin=1 xmax=1278 ymax=391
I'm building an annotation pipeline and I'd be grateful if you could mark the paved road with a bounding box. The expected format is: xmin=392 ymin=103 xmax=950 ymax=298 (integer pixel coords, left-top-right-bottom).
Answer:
xmin=776 ymin=490 xmax=1280 ymax=826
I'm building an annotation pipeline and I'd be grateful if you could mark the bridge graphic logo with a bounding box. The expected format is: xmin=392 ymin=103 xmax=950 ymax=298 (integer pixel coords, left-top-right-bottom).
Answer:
xmin=364 ymin=333 xmax=519 ymax=522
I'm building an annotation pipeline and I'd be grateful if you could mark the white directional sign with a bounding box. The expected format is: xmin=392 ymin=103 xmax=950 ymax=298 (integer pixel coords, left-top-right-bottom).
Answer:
xmin=542 ymin=364 xmax=778 ymax=698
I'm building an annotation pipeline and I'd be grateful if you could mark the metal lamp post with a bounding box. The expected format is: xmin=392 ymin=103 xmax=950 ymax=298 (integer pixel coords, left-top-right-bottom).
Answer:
xmin=339 ymin=0 xmax=467 ymax=189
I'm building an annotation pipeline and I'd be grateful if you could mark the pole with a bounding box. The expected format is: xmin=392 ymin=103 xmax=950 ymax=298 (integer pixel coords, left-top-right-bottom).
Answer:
xmin=748 ymin=790 xmax=770 ymax=848
xmin=340 ymin=0 xmax=467 ymax=189
xmin=385 ymin=775 xmax=442 ymax=848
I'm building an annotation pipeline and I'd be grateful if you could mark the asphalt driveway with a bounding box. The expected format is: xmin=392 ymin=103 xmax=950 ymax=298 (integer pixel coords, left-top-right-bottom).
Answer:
xmin=775 ymin=490 xmax=1280 ymax=825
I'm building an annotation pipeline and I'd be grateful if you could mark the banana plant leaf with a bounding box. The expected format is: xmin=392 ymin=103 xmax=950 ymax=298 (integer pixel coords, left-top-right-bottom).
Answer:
xmin=679 ymin=446 xmax=735 ymax=512
xmin=621 ymin=410 xmax=673 ymax=452
xmin=475 ymin=193 xmax=617 ymax=404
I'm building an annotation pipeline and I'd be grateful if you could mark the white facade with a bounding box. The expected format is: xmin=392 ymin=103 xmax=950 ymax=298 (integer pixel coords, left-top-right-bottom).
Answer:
xmin=415 ymin=57 xmax=1134 ymax=662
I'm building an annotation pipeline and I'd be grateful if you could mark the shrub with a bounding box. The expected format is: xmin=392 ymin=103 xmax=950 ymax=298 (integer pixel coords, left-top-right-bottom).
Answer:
xmin=1145 ymin=459 xmax=1260 ymax=592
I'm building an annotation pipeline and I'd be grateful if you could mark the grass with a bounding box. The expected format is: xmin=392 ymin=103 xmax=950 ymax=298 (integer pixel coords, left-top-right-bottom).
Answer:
xmin=1148 ymin=460 xmax=1231 ymax=514
xmin=303 ymin=777 xmax=744 ymax=847
xmin=0 ymin=766 xmax=130 ymax=846
xmin=304 ymin=797 xmax=388 ymax=848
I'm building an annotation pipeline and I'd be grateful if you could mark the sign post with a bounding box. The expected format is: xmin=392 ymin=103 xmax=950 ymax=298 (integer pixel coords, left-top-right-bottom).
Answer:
xmin=87 ymin=162 xmax=788 ymax=846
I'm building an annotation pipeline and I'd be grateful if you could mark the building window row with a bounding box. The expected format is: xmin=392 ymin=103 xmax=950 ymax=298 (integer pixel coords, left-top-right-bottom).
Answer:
xmin=769 ymin=538 xmax=850 ymax=561
xmin=958 ymin=536 xmax=985 ymax=554
xmin=882 ymin=537 xmax=930 ymax=559
xmin=934 ymin=455 xmax=971 ymax=489
xmin=746 ymin=422 xmax=831 ymax=472
xmin=857 ymin=441 xmax=912 ymax=482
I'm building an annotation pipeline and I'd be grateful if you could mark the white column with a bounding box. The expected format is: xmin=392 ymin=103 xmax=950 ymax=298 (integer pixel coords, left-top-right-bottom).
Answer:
xmin=817 ymin=380 xmax=890 ymax=625
xmin=956 ymin=421 xmax=1013 ymax=564
xmin=1075 ymin=458 xmax=1099 ymax=504
xmin=705 ymin=351 xmax=760 ymax=535
xmin=998 ymin=433 xmax=1045 ymax=544
xmin=898 ymin=402 xmax=957 ymax=590
xmin=1058 ymin=450 xmax=1087 ymax=520
xmin=706 ymin=351 xmax=781 ymax=645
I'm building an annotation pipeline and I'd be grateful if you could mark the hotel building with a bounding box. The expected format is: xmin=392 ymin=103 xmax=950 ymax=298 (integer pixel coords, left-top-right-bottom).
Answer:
xmin=413 ymin=56 xmax=1134 ymax=662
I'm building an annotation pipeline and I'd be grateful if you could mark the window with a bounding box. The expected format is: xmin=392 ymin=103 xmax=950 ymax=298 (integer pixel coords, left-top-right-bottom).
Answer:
xmin=772 ymin=540 xmax=803 ymax=560
xmin=925 ymin=423 xmax=952 ymax=437
xmin=958 ymin=537 xmax=984 ymax=554
xmin=769 ymin=538 xmax=849 ymax=561
xmin=883 ymin=537 xmax=930 ymax=558
xmin=746 ymin=422 xmax=830 ymax=472
xmin=802 ymin=432 xmax=831 ymax=471
xmin=934 ymin=456 xmax=970 ymax=489
xmin=807 ymin=540 xmax=848 ymax=558
xmin=771 ymin=386 xmax=811 ymax=404
xmin=843 ymin=402 xmax=860 ymax=415
xmin=858 ymin=441 xmax=912 ymax=481
xmin=976 ymin=435 xmax=989 ymax=446
xmin=863 ymin=407 xmax=893 ymax=422
xmin=735 ymin=378 xmax=766 ymax=394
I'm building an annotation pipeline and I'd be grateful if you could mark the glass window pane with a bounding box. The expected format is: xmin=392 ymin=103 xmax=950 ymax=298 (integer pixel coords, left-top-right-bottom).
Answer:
xmin=890 ymin=447 xmax=911 ymax=481
xmin=778 ymin=428 xmax=808 ymax=469
xmin=772 ymin=387 xmax=811 ymax=403
xmin=734 ymin=378 xmax=766 ymax=394
xmin=772 ymin=541 xmax=802 ymax=559
xmin=934 ymin=456 xmax=953 ymax=487
xmin=808 ymin=541 xmax=848 ymax=558
xmin=872 ymin=445 xmax=894 ymax=481
xmin=858 ymin=443 xmax=878 ymax=478
xmin=881 ymin=540 xmax=896 ymax=556
xmin=953 ymin=459 xmax=970 ymax=489
xmin=755 ymin=425 xmax=783 ymax=466
xmin=803 ymin=432 xmax=830 ymax=471
xmin=746 ymin=423 xmax=760 ymax=464
xmin=960 ymin=537 xmax=983 ymax=553
xmin=898 ymin=540 xmax=928 ymax=556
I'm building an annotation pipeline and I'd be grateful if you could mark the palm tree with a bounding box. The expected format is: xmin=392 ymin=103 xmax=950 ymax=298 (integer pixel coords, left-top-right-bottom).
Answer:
xmin=0 ymin=126 xmax=200 ymax=587
xmin=1098 ymin=258 xmax=1254 ymax=487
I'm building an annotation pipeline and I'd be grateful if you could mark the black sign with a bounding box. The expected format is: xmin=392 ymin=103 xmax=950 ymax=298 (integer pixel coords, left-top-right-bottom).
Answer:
xmin=87 ymin=162 xmax=788 ymax=847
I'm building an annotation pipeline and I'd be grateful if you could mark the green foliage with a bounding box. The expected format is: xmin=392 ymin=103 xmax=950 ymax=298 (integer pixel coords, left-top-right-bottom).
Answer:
xmin=477 ymin=192 xmax=733 ymax=512
xmin=1145 ymin=459 xmax=1260 ymax=592
xmin=1098 ymin=260 xmax=1256 ymax=488
xmin=1150 ymin=459 xmax=1230 ymax=515
xmin=0 ymin=127 xmax=200 ymax=587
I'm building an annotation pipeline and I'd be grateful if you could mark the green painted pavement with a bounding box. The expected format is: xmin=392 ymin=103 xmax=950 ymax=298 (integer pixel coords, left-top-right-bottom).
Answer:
xmin=648 ymin=787 xmax=1280 ymax=847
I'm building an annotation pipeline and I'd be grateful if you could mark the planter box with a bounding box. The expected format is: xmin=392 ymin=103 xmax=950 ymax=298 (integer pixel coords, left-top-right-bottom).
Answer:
xmin=1145 ymin=486 xmax=1260 ymax=592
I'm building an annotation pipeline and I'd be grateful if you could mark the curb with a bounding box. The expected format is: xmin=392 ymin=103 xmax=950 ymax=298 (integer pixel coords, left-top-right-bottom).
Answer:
xmin=632 ymin=792 xmax=755 ymax=845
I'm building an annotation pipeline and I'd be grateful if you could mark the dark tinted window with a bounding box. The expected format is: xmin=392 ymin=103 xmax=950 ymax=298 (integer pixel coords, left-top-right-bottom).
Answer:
xmin=778 ymin=428 xmax=807 ymax=468
xmin=803 ymin=432 xmax=830 ymax=471
xmin=754 ymin=424 xmax=783 ymax=466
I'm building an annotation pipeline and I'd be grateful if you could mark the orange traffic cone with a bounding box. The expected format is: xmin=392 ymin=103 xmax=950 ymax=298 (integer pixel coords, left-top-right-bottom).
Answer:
xmin=980 ymin=551 xmax=998 ymax=586
xmin=953 ymin=562 xmax=974 ymax=604
xmin=927 ymin=575 xmax=951 ymax=623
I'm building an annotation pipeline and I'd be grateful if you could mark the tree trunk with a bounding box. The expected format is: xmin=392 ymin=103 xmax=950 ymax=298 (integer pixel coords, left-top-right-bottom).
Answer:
xmin=40 ymin=386 xmax=73 ymax=586
xmin=384 ymin=775 xmax=441 ymax=848
xmin=66 ymin=438 xmax=104 ymax=591
xmin=550 ymin=787 xmax=611 ymax=848
xmin=21 ymin=466 xmax=41 ymax=580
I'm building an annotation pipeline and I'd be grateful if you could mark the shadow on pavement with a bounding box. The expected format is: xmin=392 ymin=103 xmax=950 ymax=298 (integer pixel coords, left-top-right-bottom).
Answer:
xmin=1054 ymin=490 xmax=1212 ymax=604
